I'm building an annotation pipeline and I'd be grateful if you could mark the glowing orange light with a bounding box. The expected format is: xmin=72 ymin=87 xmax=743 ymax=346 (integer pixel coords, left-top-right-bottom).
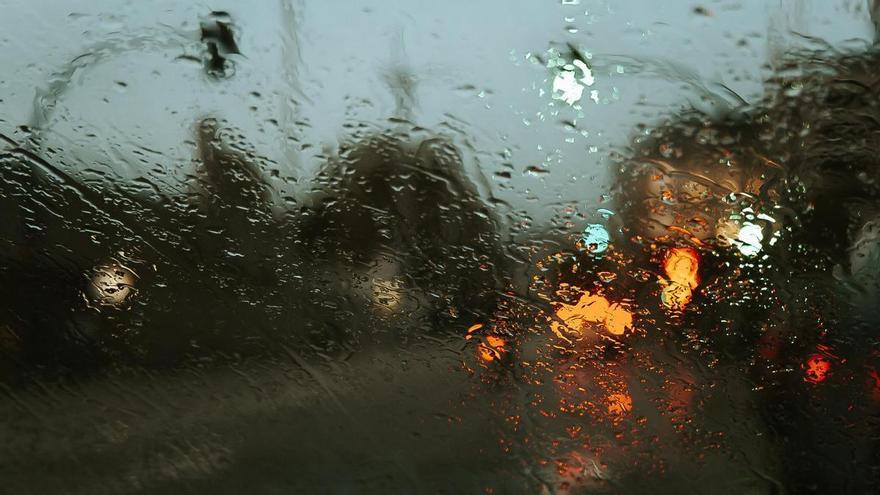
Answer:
xmin=804 ymin=354 xmax=831 ymax=384
xmin=662 ymin=247 xmax=700 ymax=287
xmin=478 ymin=335 xmax=507 ymax=362
xmin=551 ymin=292 xmax=633 ymax=340
xmin=660 ymin=247 xmax=700 ymax=310
xmin=606 ymin=392 xmax=633 ymax=416
xmin=465 ymin=323 xmax=484 ymax=339
xmin=465 ymin=323 xmax=507 ymax=363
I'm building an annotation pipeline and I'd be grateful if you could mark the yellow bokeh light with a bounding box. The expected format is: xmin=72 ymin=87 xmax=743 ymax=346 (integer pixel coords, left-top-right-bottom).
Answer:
xmin=551 ymin=292 xmax=633 ymax=340
xmin=659 ymin=247 xmax=700 ymax=310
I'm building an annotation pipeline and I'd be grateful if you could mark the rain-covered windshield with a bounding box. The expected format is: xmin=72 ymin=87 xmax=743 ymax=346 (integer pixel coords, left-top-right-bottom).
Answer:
xmin=2 ymin=1 xmax=880 ymax=493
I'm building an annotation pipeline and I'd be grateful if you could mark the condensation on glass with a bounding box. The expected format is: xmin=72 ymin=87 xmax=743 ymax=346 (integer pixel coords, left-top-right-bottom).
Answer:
xmin=1 ymin=1 xmax=879 ymax=493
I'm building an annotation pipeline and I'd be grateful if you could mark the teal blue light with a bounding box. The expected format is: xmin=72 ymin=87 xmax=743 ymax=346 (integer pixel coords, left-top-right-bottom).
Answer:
xmin=581 ymin=223 xmax=609 ymax=254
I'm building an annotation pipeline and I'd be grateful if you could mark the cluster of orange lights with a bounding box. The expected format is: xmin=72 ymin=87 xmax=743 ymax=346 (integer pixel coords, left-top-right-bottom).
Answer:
xmin=550 ymin=292 xmax=633 ymax=342
xmin=466 ymin=231 xmax=864 ymax=432
xmin=467 ymin=245 xmax=703 ymax=419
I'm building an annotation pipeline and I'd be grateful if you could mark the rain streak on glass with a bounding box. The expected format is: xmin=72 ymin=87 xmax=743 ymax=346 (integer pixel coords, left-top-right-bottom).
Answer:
xmin=1 ymin=1 xmax=880 ymax=494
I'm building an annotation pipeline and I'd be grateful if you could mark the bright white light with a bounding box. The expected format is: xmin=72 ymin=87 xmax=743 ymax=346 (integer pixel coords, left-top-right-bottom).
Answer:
xmin=736 ymin=222 xmax=763 ymax=257
xmin=552 ymin=59 xmax=595 ymax=106
xmin=573 ymin=60 xmax=595 ymax=86
xmin=552 ymin=71 xmax=584 ymax=105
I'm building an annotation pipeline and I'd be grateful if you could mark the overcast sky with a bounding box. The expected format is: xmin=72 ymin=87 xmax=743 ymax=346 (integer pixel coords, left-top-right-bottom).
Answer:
xmin=0 ymin=0 xmax=875 ymax=223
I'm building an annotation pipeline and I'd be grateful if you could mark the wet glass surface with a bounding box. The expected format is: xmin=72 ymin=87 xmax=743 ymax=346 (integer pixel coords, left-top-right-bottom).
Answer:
xmin=2 ymin=1 xmax=880 ymax=493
